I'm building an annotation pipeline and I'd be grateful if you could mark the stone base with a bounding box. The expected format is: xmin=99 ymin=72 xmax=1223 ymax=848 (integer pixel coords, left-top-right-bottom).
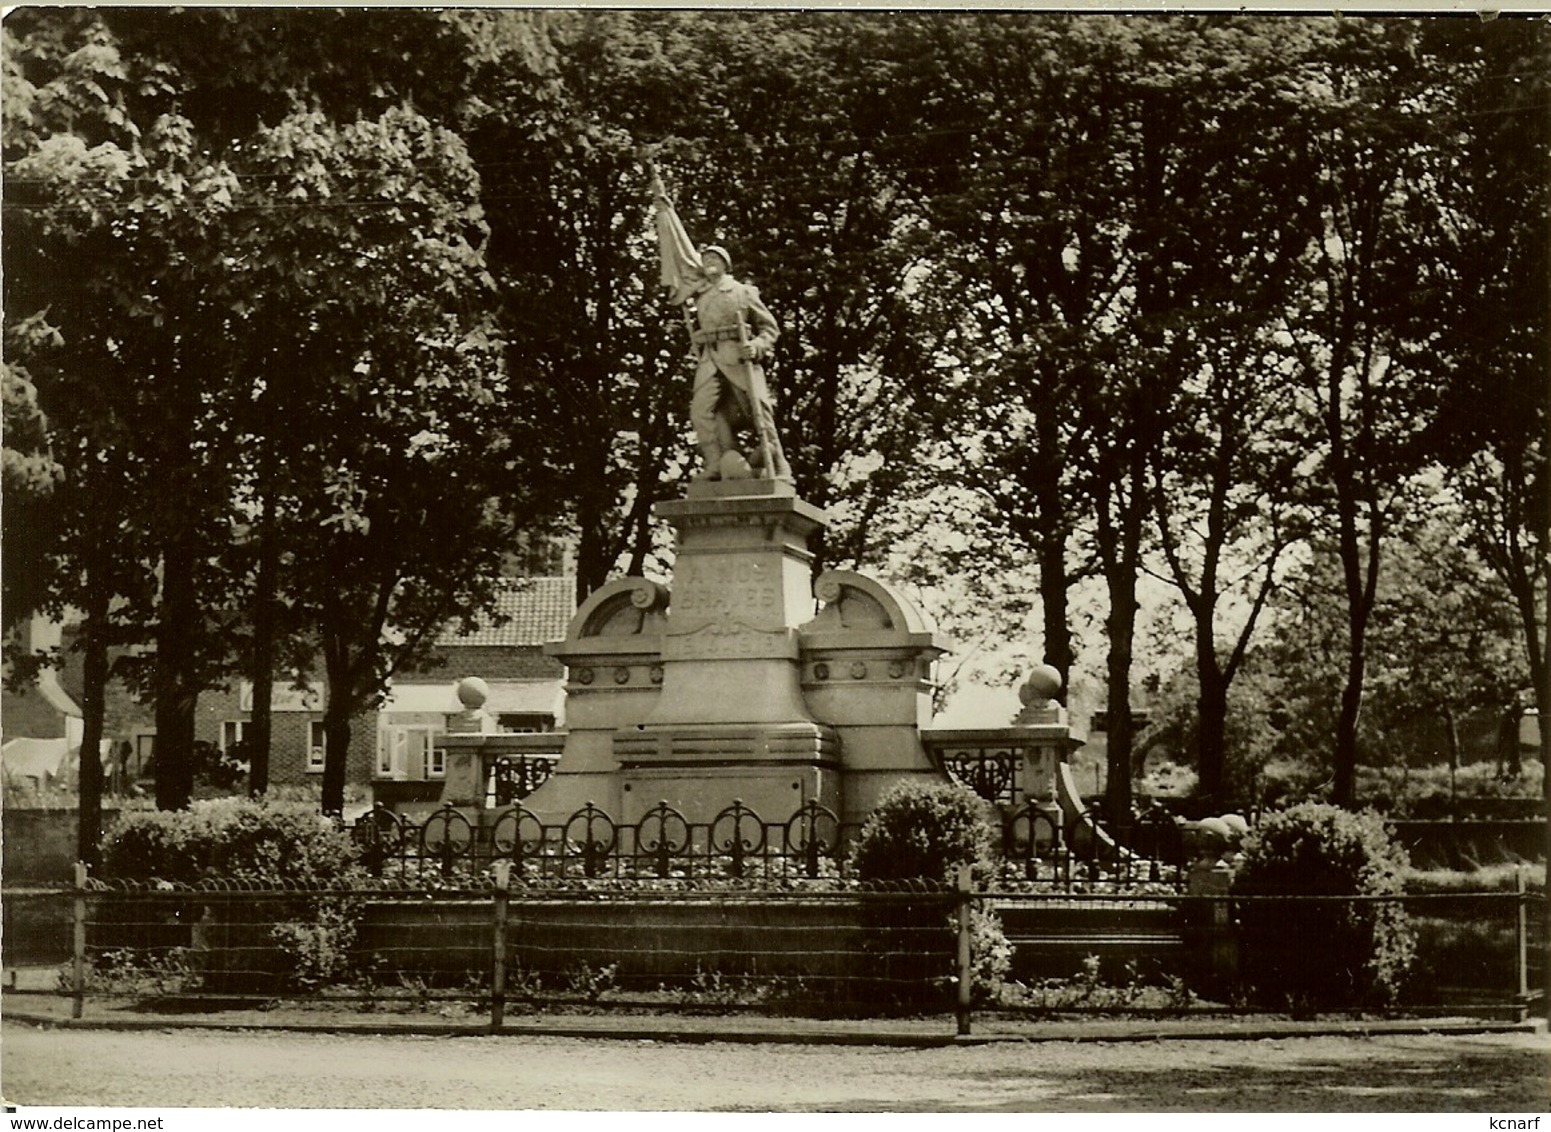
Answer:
xmin=613 ymin=720 xmax=841 ymax=825
xmin=683 ymin=478 xmax=796 ymax=501
xmin=614 ymin=720 xmax=839 ymax=764
xmin=619 ymin=763 xmax=841 ymax=827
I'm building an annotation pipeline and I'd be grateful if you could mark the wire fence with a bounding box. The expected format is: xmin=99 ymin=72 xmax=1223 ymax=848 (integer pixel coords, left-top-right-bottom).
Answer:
xmin=4 ymin=870 xmax=1542 ymax=1033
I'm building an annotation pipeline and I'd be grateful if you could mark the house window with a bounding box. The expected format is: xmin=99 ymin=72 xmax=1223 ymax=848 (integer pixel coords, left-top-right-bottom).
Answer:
xmin=377 ymin=724 xmax=444 ymax=781
xmin=133 ymin=733 xmax=156 ymax=780
xmin=220 ymin=720 xmax=247 ymax=753
xmin=307 ymin=721 xmax=326 ymax=773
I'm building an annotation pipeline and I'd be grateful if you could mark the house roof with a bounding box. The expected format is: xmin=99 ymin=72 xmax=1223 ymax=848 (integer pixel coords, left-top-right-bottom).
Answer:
xmin=438 ymin=577 xmax=575 ymax=649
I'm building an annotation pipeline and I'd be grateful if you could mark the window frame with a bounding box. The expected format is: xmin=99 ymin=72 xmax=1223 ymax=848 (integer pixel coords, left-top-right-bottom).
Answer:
xmin=307 ymin=720 xmax=326 ymax=773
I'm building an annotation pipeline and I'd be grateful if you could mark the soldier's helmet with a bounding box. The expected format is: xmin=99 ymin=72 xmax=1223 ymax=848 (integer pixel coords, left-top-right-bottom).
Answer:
xmin=701 ymin=245 xmax=733 ymax=271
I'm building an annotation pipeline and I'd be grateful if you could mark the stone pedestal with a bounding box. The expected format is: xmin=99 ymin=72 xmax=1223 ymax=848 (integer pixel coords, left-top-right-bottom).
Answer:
xmin=613 ymin=481 xmax=840 ymax=823
xmin=513 ymin=479 xmax=949 ymax=830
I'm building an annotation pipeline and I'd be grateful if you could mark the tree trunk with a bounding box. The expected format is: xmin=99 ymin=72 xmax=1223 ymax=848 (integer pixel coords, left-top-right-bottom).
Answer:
xmin=1196 ymin=655 xmax=1230 ymax=808
xmin=1543 ymin=586 xmax=1550 ymax=800
xmin=153 ymin=542 xmax=198 ymax=810
xmin=76 ymin=588 xmax=109 ymax=871
xmin=246 ymin=496 xmax=278 ymax=798
xmin=1034 ymin=447 xmax=1074 ymax=701
xmin=1509 ymin=576 xmax=1546 ymax=785
xmin=1442 ymin=703 xmax=1463 ymax=819
xmin=1333 ymin=662 xmax=1363 ymax=807
xmin=1329 ymin=446 xmax=1377 ymax=811
xmin=1038 ymin=541 xmax=1073 ymax=704
xmin=573 ymin=482 xmax=610 ymax=602
xmin=1333 ymin=614 xmax=1365 ymax=808
xmin=320 ymin=700 xmax=353 ymax=819
xmin=1104 ymin=580 xmax=1137 ymax=830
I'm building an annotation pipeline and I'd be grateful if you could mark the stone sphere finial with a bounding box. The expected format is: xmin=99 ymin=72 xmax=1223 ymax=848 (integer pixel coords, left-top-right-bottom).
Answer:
xmin=1018 ymin=664 xmax=1063 ymax=707
xmin=456 ymin=676 xmax=490 ymax=711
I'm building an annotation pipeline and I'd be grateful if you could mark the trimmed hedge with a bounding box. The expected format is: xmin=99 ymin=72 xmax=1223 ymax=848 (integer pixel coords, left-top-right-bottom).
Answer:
xmin=100 ymin=797 xmax=363 ymax=885
xmin=848 ymin=780 xmax=1010 ymax=1006
xmin=98 ymin=798 xmax=366 ymax=994
xmin=849 ymin=779 xmax=995 ymax=883
xmin=1232 ymin=802 xmax=1416 ymax=1014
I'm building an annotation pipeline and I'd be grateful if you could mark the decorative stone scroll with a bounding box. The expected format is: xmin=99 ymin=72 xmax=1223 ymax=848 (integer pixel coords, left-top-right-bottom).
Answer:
xmin=569 ymin=578 xmax=670 ymax=639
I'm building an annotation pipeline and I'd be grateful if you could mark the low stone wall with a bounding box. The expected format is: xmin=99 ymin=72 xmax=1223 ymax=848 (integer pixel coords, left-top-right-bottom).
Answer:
xmin=352 ymin=896 xmax=954 ymax=992
xmin=997 ymin=900 xmax=1192 ymax=983
xmin=3 ymin=808 xmax=120 ymax=883
xmin=2 ymin=890 xmax=73 ymax=966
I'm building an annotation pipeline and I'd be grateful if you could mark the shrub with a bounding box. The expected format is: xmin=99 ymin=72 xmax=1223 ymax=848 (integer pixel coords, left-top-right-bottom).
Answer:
xmin=101 ymin=797 xmax=363 ymax=885
xmin=1232 ymin=802 xmax=1416 ymax=1014
xmin=849 ymin=779 xmax=994 ymax=882
xmin=99 ymin=799 xmax=366 ymax=995
xmin=849 ymin=780 xmax=1008 ymax=1008
xmin=967 ymin=905 xmax=1012 ymax=1004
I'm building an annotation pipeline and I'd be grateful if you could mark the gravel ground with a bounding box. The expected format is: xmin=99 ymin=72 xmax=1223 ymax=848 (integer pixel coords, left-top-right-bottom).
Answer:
xmin=3 ymin=1021 xmax=1548 ymax=1111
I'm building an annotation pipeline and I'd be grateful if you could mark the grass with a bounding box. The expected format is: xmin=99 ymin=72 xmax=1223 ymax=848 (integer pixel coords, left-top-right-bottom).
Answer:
xmin=1406 ymin=861 xmax=1546 ymax=895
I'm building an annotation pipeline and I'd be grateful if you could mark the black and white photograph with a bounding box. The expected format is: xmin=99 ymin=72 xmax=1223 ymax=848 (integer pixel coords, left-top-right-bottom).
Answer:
xmin=1 ymin=4 xmax=1548 ymax=1117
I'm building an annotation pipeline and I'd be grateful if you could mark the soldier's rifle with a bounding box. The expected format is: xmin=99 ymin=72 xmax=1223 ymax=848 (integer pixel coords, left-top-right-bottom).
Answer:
xmin=734 ymin=310 xmax=776 ymax=478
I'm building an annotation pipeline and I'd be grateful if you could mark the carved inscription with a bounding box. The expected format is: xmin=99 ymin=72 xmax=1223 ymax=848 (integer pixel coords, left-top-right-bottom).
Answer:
xmin=660 ymin=620 xmax=786 ymax=660
xmin=663 ymin=557 xmax=787 ymax=660
xmin=670 ymin=557 xmax=780 ymax=629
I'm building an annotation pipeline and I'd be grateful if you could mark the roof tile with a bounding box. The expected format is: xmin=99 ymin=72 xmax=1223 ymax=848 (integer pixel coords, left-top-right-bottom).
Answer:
xmin=438 ymin=577 xmax=576 ymax=648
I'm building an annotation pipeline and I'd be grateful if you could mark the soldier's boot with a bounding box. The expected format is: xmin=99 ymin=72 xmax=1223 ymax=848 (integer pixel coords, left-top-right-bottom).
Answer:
xmin=765 ymin=429 xmax=793 ymax=482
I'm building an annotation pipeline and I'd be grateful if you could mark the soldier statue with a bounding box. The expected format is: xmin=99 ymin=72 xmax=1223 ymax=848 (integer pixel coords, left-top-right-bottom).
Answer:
xmin=652 ymin=171 xmax=792 ymax=482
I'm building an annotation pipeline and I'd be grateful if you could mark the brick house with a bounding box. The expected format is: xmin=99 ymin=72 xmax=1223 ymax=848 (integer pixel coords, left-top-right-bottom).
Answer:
xmin=204 ymin=576 xmax=574 ymax=808
xmin=3 ymin=577 xmax=574 ymax=808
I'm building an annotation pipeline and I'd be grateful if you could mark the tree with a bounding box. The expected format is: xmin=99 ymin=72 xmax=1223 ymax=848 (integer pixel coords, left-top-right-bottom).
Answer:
xmin=658 ymin=14 xmax=952 ymax=569
xmin=213 ymin=105 xmax=521 ymax=816
xmin=1270 ymin=19 xmax=1509 ymax=806
xmin=4 ymin=10 xmax=249 ymax=812
xmin=1420 ymin=18 xmax=1551 ymax=780
xmin=467 ymin=12 xmax=954 ymax=595
xmin=1249 ymin=503 xmax=1528 ymax=805
xmin=887 ymin=14 xmax=1345 ymax=824
xmin=1150 ymin=328 xmax=1310 ymax=805
xmin=4 ymin=9 xmax=544 ymax=819
xmin=1 ymin=363 xmax=61 ymax=633
xmin=462 ymin=10 xmax=690 ymax=599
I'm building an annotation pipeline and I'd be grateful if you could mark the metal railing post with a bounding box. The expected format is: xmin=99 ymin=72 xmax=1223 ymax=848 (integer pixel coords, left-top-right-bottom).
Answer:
xmin=72 ymin=861 xmax=87 ymax=1019
xmin=956 ymin=863 xmax=973 ymax=1036
xmin=491 ymin=859 xmax=511 ymax=1029
xmin=1515 ymin=864 xmax=1529 ymax=1008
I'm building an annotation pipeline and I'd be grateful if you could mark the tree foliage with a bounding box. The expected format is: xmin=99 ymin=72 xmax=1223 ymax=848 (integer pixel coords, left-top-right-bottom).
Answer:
xmin=4 ymin=11 xmax=1542 ymax=833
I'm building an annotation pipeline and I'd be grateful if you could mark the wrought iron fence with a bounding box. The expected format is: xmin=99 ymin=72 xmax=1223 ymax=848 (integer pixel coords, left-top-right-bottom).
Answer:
xmin=346 ymin=798 xmax=1192 ymax=890
xmin=348 ymin=798 xmax=860 ymax=885
xmin=939 ymin=748 xmax=1023 ymax=808
xmin=489 ymin=755 xmax=557 ymax=807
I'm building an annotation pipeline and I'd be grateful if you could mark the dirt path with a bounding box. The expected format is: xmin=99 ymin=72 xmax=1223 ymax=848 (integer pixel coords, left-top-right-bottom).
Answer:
xmin=3 ymin=1022 xmax=1547 ymax=1111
